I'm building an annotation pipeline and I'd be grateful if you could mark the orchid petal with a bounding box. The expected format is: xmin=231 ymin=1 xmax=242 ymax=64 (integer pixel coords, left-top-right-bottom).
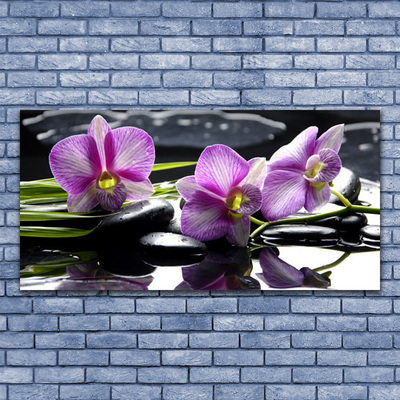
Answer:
xmin=315 ymin=124 xmax=344 ymax=154
xmin=96 ymin=180 xmax=127 ymax=211
xmin=236 ymin=184 xmax=262 ymax=216
xmin=304 ymin=182 xmax=331 ymax=212
xmin=261 ymin=170 xmax=308 ymax=221
xmin=259 ymin=248 xmax=305 ymax=288
xmin=87 ymin=115 xmax=112 ymax=168
xmin=241 ymin=157 xmax=268 ymax=189
xmin=49 ymin=134 xmax=101 ymax=195
xmin=195 ymin=144 xmax=249 ymax=198
xmin=67 ymin=181 xmax=98 ymax=213
xmin=122 ymin=178 xmax=155 ymax=201
xmin=314 ymin=148 xmax=342 ymax=183
xmin=176 ymin=176 xmax=203 ymax=201
xmin=226 ymin=215 xmax=250 ymax=247
xmin=300 ymin=267 xmax=331 ymax=288
xmin=105 ymin=127 xmax=155 ymax=181
xmin=268 ymin=126 xmax=318 ymax=173
xmin=181 ymin=190 xmax=229 ymax=242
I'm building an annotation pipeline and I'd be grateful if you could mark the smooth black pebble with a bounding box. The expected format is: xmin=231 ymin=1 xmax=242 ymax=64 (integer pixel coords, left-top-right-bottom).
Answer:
xmin=315 ymin=213 xmax=367 ymax=231
xmin=329 ymin=167 xmax=361 ymax=205
xmin=360 ymin=225 xmax=380 ymax=241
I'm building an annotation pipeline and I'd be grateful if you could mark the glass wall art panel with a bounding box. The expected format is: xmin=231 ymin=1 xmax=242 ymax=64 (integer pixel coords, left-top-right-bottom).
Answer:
xmin=20 ymin=110 xmax=380 ymax=291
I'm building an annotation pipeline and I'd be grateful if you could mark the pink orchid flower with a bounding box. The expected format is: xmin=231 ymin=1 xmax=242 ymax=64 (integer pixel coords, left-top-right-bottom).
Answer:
xmin=49 ymin=115 xmax=155 ymax=212
xmin=176 ymin=144 xmax=267 ymax=247
xmin=261 ymin=124 xmax=344 ymax=221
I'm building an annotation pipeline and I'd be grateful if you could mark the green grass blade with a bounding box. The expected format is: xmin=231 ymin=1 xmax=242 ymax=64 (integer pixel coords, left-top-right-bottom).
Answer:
xmin=20 ymin=211 xmax=106 ymax=222
xmin=151 ymin=161 xmax=196 ymax=172
xmin=20 ymin=226 xmax=96 ymax=238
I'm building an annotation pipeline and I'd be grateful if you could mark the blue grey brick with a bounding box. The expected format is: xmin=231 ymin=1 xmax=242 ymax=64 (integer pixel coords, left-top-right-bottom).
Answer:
xmin=34 ymin=298 xmax=83 ymax=314
xmin=163 ymin=2 xmax=210 ymax=18
xmin=162 ymin=38 xmax=210 ymax=52
xmin=0 ymin=263 xmax=19 ymax=278
xmin=111 ymin=37 xmax=159 ymax=52
xmin=214 ymin=3 xmax=262 ymax=18
xmin=112 ymin=71 xmax=159 ymax=88
xmin=214 ymin=38 xmax=262 ymax=53
xmin=163 ymin=71 xmax=211 ymax=88
xmin=318 ymin=350 xmax=366 ymax=366
xmin=59 ymin=350 xmax=109 ymax=366
xmin=0 ymin=297 xmax=31 ymax=313
xmin=0 ymin=19 xmax=36 ymax=35
xmin=7 ymin=349 xmax=56 ymax=366
xmin=112 ymin=385 xmax=161 ymax=400
xmin=347 ymin=20 xmax=396 ymax=36
xmin=139 ymin=333 xmax=187 ymax=349
xmin=265 ymin=37 xmax=314 ymax=52
xmin=295 ymin=20 xmax=344 ymax=36
xmin=0 ymin=2 xmax=7 ymax=17
xmin=90 ymin=54 xmax=138 ymax=70
xmin=38 ymin=19 xmax=86 ymax=35
xmin=0 ymin=55 xmax=35 ymax=70
xmin=0 ymin=333 xmax=33 ymax=348
xmin=370 ymin=316 xmax=400 ymax=331
xmin=369 ymin=71 xmax=400 ymax=87
xmin=370 ymin=38 xmax=400 ymax=53
xmin=370 ymin=386 xmax=400 ymax=400
xmin=140 ymin=90 xmax=188 ymax=105
xmin=294 ymin=367 xmax=342 ymax=383
xmin=242 ymin=89 xmax=291 ymax=105
xmin=85 ymin=298 xmax=135 ymax=313
xmin=141 ymin=20 xmax=190 ymax=36
xmin=162 ymin=350 xmax=211 ymax=366
xmin=193 ymin=55 xmax=241 ymax=70
xmin=89 ymin=90 xmax=138 ymax=105
xmin=264 ymin=2 xmax=314 ymax=18
xmin=162 ymin=315 xmax=211 ymax=331
xmin=191 ymin=90 xmax=239 ymax=106
xmin=318 ymin=385 xmax=367 ymax=400
xmin=0 ymin=316 xmax=5 ymax=330
xmin=345 ymin=90 xmax=393 ymax=105
xmin=60 ymin=384 xmax=110 ymax=400
xmin=8 ymin=315 xmax=57 ymax=331
xmin=6 ymin=142 xmax=18 ymax=158
xmin=63 ymin=3 xmax=108 ymax=17
xmin=189 ymin=332 xmax=239 ymax=348
xmin=111 ymin=350 xmax=159 ymax=366
xmin=87 ymin=332 xmax=136 ymax=349
xmin=242 ymin=367 xmax=291 ymax=383
xmin=190 ymin=367 xmax=239 ymax=383
xmin=296 ymin=55 xmax=344 ymax=69
xmin=89 ymin=19 xmax=138 ymax=35
xmin=138 ymin=367 xmax=187 ymax=383
xmin=292 ymin=332 xmax=341 ymax=348
xmin=214 ymin=315 xmax=263 ymax=331
xmin=215 ymin=385 xmax=265 ymax=400
xmin=8 ymin=385 xmax=59 ymax=400
xmin=369 ymin=350 xmax=400 ymax=365
xmin=318 ymin=3 xmax=366 ymax=18
xmin=86 ymin=367 xmax=137 ymax=383
xmin=163 ymin=385 xmax=212 ymax=400
xmin=60 ymin=315 xmax=109 ymax=331
xmin=369 ymin=3 xmax=400 ymax=18
xmin=239 ymin=297 xmax=288 ymax=313
xmin=317 ymin=316 xmax=366 ymax=331
xmin=265 ymin=350 xmax=315 ymax=365
xmin=60 ymin=72 xmax=109 ymax=88
xmin=37 ymin=90 xmax=86 ymax=105
xmin=318 ymin=71 xmax=366 ymax=87
xmin=318 ymin=38 xmax=367 ymax=53
xmin=35 ymin=367 xmax=84 ymax=383
xmin=343 ymin=299 xmax=391 ymax=314
xmin=214 ymin=350 xmax=263 ymax=366
xmin=347 ymin=54 xmax=395 ymax=69
xmin=11 ymin=2 xmax=59 ymax=17
xmin=264 ymin=385 xmax=315 ymax=400
xmin=214 ymin=71 xmax=264 ymax=89
xmin=265 ymin=71 xmax=314 ymax=87
xmin=0 ymin=367 xmax=33 ymax=383
xmin=9 ymin=72 xmax=57 ymax=88
xmin=136 ymin=297 xmax=185 ymax=313
xmin=294 ymin=89 xmax=343 ymax=105
xmin=265 ymin=315 xmax=315 ymax=331
xmin=187 ymin=298 xmax=237 ymax=313
xmin=111 ymin=315 xmax=160 ymax=330
xmin=193 ymin=20 xmax=241 ymax=36
xmin=243 ymin=54 xmax=292 ymax=70
xmin=36 ymin=333 xmax=85 ymax=349
xmin=241 ymin=332 xmax=290 ymax=349
xmin=244 ymin=20 xmax=292 ymax=36
xmin=345 ymin=367 xmax=394 ymax=383
xmin=343 ymin=333 xmax=392 ymax=349
xmin=141 ymin=54 xmax=189 ymax=69
xmin=292 ymin=298 xmax=341 ymax=313
xmin=60 ymin=38 xmax=108 ymax=52
xmin=9 ymin=37 xmax=57 ymax=53
xmin=38 ymin=54 xmax=87 ymax=70
xmin=111 ymin=2 xmax=160 ymax=17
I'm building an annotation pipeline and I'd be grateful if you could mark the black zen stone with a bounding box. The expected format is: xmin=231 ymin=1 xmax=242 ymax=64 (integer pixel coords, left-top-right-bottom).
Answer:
xmin=329 ymin=167 xmax=361 ymax=205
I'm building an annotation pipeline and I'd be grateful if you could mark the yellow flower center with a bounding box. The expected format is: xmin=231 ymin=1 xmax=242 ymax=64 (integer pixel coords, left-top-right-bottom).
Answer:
xmin=304 ymin=161 xmax=327 ymax=179
xmin=97 ymin=170 xmax=119 ymax=190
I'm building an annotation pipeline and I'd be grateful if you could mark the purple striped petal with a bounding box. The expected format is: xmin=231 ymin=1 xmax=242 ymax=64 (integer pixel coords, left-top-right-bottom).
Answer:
xmin=176 ymin=176 xmax=202 ymax=201
xmin=181 ymin=190 xmax=229 ymax=242
xmin=96 ymin=180 xmax=127 ymax=211
xmin=226 ymin=215 xmax=250 ymax=247
xmin=236 ymin=184 xmax=262 ymax=216
xmin=105 ymin=127 xmax=155 ymax=181
xmin=67 ymin=182 xmax=98 ymax=213
xmin=259 ymin=248 xmax=305 ymax=288
xmin=49 ymin=134 xmax=101 ymax=195
xmin=195 ymin=144 xmax=249 ymax=198
xmin=314 ymin=123 xmax=344 ymax=154
xmin=315 ymin=148 xmax=341 ymax=183
xmin=261 ymin=170 xmax=308 ymax=221
xmin=304 ymin=182 xmax=330 ymax=212
xmin=268 ymin=126 xmax=318 ymax=173
xmin=87 ymin=115 xmax=112 ymax=169
xmin=122 ymin=178 xmax=155 ymax=201
xmin=241 ymin=157 xmax=268 ymax=190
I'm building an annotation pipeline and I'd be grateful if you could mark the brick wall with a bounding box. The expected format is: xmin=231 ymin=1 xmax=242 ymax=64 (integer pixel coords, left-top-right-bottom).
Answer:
xmin=1 ymin=1 xmax=399 ymax=399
